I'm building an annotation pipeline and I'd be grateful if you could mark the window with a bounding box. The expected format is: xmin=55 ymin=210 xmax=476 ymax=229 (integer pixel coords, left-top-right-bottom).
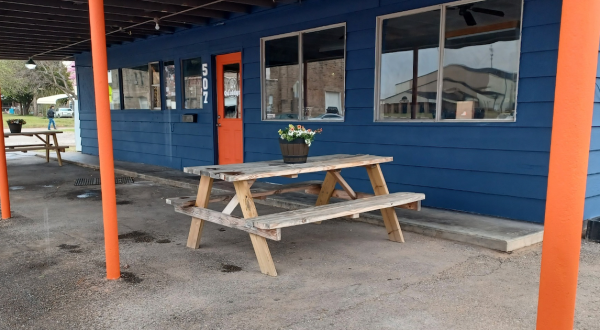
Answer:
xmin=376 ymin=0 xmax=523 ymax=121
xmin=164 ymin=61 xmax=176 ymax=110
xmin=149 ymin=62 xmax=161 ymax=110
xmin=223 ymin=63 xmax=241 ymax=118
xmin=108 ymin=69 xmax=121 ymax=110
xmin=122 ymin=65 xmax=150 ymax=109
xmin=182 ymin=57 xmax=203 ymax=109
xmin=262 ymin=23 xmax=346 ymax=121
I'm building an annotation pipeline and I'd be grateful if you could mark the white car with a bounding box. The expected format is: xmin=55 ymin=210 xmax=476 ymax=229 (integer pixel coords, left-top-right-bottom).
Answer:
xmin=55 ymin=108 xmax=74 ymax=118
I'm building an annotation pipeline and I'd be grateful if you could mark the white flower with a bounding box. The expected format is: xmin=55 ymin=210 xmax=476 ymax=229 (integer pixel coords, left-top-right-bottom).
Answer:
xmin=305 ymin=139 xmax=311 ymax=146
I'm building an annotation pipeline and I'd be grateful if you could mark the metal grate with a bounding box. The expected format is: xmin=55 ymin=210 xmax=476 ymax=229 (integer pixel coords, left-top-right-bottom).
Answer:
xmin=74 ymin=177 xmax=134 ymax=186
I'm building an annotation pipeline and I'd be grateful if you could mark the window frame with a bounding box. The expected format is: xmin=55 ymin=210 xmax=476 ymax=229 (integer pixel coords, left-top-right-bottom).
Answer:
xmin=260 ymin=22 xmax=347 ymax=122
xmin=374 ymin=0 xmax=524 ymax=123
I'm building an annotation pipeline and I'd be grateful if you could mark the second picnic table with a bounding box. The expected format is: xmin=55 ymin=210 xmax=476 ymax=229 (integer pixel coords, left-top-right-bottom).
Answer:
xmin=4 ymin=130 xmax=66 ymax=166
xmin=167 ymin=154 xmax=425 ymax=276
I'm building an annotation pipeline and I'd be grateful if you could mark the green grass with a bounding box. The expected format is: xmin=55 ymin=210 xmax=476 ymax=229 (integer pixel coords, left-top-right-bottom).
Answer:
xmin=3 ymin=114 xmax=74 ymax=129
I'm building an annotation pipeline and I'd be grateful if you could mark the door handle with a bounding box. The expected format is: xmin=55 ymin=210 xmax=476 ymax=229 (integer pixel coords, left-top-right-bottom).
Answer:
xmin=216 ymin=123 xmax=221 ymax=127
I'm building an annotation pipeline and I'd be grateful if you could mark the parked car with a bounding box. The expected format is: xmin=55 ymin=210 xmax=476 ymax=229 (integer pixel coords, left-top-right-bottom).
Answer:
xmin=55 ymin=108 xmax=74 ymax=118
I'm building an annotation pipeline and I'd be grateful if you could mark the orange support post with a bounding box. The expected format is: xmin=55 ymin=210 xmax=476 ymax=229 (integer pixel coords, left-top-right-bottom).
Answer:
xmin=537 ymin=0 xmax=600 ymax=329
xmin=87 ymin=0 xmax=120 ymax=280
xmin=0 ymin=88 xmax=11 ymax=220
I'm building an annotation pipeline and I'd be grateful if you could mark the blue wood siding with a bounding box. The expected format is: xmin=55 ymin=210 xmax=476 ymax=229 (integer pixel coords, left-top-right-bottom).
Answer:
xmin=76 ymin=0 xmax=563 ymax=223
xmin=584 ymin=48 xmax=600 ymax=220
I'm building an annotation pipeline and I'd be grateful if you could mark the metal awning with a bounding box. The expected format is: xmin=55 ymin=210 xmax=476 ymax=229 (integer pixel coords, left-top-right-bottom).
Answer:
xmin=36 ymin=94 xmax=69 ymax=105
xmin=0 ymin=0 xmax=278 ymax=61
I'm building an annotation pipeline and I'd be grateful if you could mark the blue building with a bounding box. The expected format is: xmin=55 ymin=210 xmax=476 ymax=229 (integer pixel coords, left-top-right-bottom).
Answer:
xmin=72 ymin=0 xmax=600 ymax=224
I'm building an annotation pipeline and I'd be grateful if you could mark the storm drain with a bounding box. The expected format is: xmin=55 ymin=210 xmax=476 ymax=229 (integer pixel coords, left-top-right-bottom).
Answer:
xmin=74 ymin=177 xmax=134 ymax=186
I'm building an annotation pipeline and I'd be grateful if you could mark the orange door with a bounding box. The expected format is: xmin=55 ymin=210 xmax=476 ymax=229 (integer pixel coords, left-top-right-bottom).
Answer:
xmin=216 ymin=52 xmax=243 ymax=165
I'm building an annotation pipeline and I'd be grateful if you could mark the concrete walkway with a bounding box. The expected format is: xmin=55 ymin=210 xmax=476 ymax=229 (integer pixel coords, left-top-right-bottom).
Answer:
xmin=2 ymin=153 xmax=599 ymax=330
xmin=38 ymin=152 xmax=544 ymax=252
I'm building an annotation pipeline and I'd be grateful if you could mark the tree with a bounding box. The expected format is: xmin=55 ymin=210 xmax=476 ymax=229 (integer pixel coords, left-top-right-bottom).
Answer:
xmin=0 ymin=60 xmax=74 ymax=115
xmin=35 ymin=61 xmax=77 ymax=102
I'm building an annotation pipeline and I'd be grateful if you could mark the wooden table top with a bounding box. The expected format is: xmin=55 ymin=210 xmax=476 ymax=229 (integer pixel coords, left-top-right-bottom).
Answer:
xmin=4 ymin=130 xmax=63 ymax=137
xmin=184 ymin=154 xmax=393 ymax=182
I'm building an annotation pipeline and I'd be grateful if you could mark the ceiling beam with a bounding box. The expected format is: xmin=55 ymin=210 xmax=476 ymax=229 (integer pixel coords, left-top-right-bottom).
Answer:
xmin=225 ymin=0 xmax=275 ymax=7
xmin=0 ymin=8 xmax=187 ymax=31
xmin=55 ymin=0 xmax=227 ymax=19
xmin=0 ymin=27 xmax=136 ymax=41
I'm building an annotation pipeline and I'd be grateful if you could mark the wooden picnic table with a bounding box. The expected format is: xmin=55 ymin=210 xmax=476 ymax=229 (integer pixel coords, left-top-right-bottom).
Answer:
xmin=4 ymin=130 xmax=66 ymax=166
xmin=167 ymin=154 xmax=425 ymax=276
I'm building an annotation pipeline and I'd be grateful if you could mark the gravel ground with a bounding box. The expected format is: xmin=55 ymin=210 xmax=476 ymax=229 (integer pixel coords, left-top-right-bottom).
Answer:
xmin=0 ymin=154 xmax=599 ymax=330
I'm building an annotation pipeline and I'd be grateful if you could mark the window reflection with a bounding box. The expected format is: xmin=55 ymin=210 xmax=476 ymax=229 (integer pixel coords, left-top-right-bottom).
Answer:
xmin=442 ymin=0 xmax=521 ymax=120
xmin=108 ymin=69 xmax=121 ymax=110
xmin=379 ymin=10 xmax=440 ymax=120
xmin=122 ymin=65 xmax=149 ymax=110
xmin=182 ymin=58 xmax=203 ymax=109
xmin=264 ymin=36 xmax=300 ymax=120
xmin=164 ymin=61 xmax=176 ymax=110
xmin=149 ymin=62 xmax=161 ymax=110
xmin=223 ymin=63 xmax=241 ymax=118
xmin=303 ymin=27 xmax=345 ymax=120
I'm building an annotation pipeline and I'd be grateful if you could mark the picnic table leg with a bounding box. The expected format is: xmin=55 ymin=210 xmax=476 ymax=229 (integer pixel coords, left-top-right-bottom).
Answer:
xmin=45 ymin=135 xmax=50 ymax=163
xmin=51 ymin=134 xmax=63 ymax=166
xmin=186 ymin=175 xmax=214 ymax=249
xmin=313 ymin=170 xmax=338 ymax=224
xmin=233 ymin=180 xmax=277 ymax=276
xmin=365 ymin=164 xmax=404 ymax=243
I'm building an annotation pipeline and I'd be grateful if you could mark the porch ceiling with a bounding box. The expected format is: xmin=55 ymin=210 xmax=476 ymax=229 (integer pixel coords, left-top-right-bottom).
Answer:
xmin=0 ymin=0 xmax=279 ymax=61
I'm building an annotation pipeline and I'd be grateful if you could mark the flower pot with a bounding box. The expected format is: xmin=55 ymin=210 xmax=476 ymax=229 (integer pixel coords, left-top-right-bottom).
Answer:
xmin=279 ymin=138 xmax=309 ymax=164
xmin=8 ymin=123 xmax=22 ymax=133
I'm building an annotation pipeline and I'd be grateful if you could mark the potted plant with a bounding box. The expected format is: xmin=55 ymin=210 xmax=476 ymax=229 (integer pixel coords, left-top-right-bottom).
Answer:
xmin=6 ymin=119 xmax=26 ymax=133
xmin=278 ymin=124 xmax=322 ymax=164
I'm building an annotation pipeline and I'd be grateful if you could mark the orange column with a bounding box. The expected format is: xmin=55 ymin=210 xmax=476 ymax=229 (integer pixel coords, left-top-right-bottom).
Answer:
xmin=87 ymin=0 xmax=120 ymax=280
xmin=537 ymin=0 xmax=600 ymax=328
xmin=0 ymin=88 xmax=11 ymax=219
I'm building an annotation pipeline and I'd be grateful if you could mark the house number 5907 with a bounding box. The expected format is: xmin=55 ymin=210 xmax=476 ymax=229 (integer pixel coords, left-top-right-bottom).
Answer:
xmin=202 ymin=63 xmax=209 ymax=104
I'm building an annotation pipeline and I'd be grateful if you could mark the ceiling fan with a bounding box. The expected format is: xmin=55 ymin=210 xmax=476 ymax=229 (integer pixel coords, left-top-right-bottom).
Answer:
xmin=454 ymin=4 xmax=505 ymax=26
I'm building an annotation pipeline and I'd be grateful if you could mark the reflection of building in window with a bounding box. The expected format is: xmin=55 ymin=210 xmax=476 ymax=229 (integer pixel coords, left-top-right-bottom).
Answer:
xmin=108 ymin=69 xmax=121 ymax=110
xmin=377 ymin=0 xmax=522 ymax=121
xmin=164 ymin=61 xmax=176 ymax=109
xmin=149 ymin=62 xmax=161 ymax=110
xmin=183 ymin=58 xmax=203 ymax=109
xmin=122 ymin=65 xmax=150 ymax=110
xmin=263 ymin=24 xmax=345 ymax=120
xmin=381 ymin=64 xmax=517 ymax=119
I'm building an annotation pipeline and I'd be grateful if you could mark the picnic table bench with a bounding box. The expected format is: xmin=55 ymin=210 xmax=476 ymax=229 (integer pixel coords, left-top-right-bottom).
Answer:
xmin=167 ymin=154 xmax=425 ymax=276
xmin=4 ymin=130 xmax=66 ymax=166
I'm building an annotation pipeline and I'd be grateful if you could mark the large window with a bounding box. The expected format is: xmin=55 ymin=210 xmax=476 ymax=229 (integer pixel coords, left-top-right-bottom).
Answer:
xmin=262 ymin=24 xmax=346 ymax=121
xmin=122 ymin=65 xmax=150 ymax=109
xmin=182 ymin=57 xmax=203 ymax=109
xmin=376 ymin=0 xmax=522 ymax=121
xmin=108 ymin=69 xmax=121 ymax=110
